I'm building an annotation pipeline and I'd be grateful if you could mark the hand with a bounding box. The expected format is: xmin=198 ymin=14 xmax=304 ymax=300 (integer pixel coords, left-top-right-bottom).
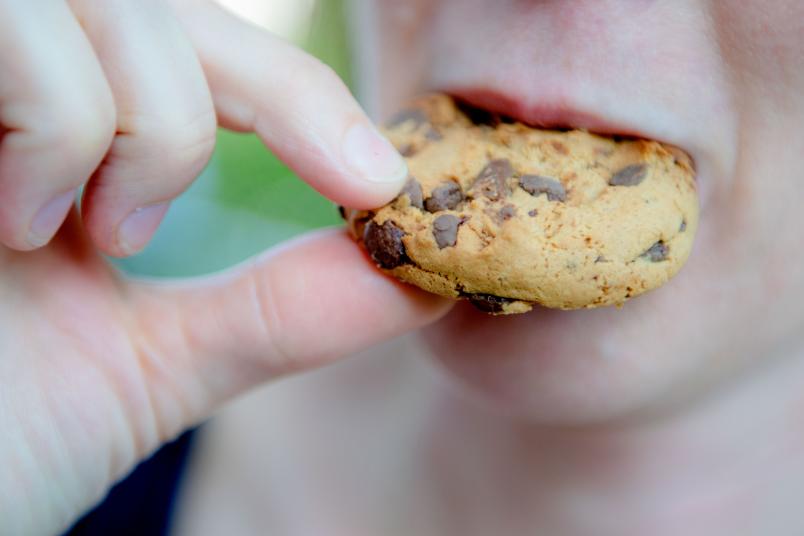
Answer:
xmin=0 ymin=1 xmax=451 ymax=533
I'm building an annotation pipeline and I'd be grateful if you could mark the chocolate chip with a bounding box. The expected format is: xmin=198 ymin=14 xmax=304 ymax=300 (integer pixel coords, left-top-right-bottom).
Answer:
xmin=386 ymin=108 xmax=429 ymax=129
xmin=471 ymin=159 xmax=514 ymax=201
xmin=363 ymin=220 xmax=408 ymax=268
xmin=519 ymin=175 xmax=567 ymax=202
xmin=337 ymin=205 xmax=346 ymax=220
xmin=642 ymin=241 xmax=669 ymax=262
xmin=464 ymin=293 xmax=515 ymax=314
xmin=528 ymin=209 xmax=538 ymax=217
xmin=609 ymin=164 xmax=647 ymax=187
xmin=498 ymin=204 xmax=516 ymax=221
xmin=399 ymin=178 xmax=424 ymax=209
xmin=433 ymin=214 xmax=460 ymax=249
xmin=425 ymin=128 xmax=443 ymax=141
xmin=679 ymin=220 xmax=687 ymax=232
xmin=424 ymin=182 xmax=464 ymax=212
xmin=399 ymin=144 xmax=417 ymax=157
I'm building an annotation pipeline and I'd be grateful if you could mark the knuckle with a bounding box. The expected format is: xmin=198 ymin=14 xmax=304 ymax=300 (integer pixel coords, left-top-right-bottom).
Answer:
xmin=49 ymin=93 xmax=117 ymax=161
xmin=247 ymin=263 xmax=296 ymax=373
xmin=305 ymin=56 xmax=342 ymax=86
xmin=139 ymin=110 xmax=217 ymax=183
xmin=283 ymin=54 xmax=349 ymax=106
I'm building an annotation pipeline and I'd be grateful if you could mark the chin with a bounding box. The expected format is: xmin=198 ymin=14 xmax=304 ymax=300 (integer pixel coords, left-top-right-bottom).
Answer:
xmin=420 ymin=261 xmax=720 ymax=425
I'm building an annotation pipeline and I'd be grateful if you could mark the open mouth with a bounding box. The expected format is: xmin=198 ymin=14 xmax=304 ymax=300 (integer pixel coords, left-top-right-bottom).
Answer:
xmin=443 ymin=87 xmax=680 ymax=149
xmin=440 ymin=86 xmax=698 ymax=190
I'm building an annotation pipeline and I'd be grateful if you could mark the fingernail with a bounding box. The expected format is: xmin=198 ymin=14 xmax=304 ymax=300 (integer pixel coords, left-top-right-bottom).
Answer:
xmin=343 ymin=122 xmax=408 ymax=183
xmin=28 ymin=190 xmax=76 ymax=247
xmin=117 ymin=202 xmax=169 ymax=256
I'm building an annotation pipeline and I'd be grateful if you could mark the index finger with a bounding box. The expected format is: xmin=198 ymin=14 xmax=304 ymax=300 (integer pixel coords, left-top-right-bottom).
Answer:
xmin=171 ymin=0 xmax=408 ymax=210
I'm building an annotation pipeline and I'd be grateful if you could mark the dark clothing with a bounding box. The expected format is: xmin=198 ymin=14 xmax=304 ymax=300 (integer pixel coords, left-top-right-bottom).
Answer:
xmin=63 ymin=429 xmax=196 ymax=536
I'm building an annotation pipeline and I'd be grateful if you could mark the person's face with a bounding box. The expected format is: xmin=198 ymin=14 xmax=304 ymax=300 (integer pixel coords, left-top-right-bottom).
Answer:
xmin=353 ymin=0 xmax=804 ymax=423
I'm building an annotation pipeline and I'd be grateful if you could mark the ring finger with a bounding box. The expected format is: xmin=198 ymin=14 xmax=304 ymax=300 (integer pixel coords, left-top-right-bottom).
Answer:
xmin=0 ymin=0 xmax=115 ymax=250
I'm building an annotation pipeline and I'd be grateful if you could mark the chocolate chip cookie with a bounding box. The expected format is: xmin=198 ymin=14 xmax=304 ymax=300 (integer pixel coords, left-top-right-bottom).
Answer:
xmin=344 ymin=94 xmax=699 ymax=314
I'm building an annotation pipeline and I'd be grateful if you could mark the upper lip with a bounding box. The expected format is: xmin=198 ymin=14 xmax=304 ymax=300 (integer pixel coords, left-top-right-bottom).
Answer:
xmin=414 ymin=0 xmax=740 ymax=211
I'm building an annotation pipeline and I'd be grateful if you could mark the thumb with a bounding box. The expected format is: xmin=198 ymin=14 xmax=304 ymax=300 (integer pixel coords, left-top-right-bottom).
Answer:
xmin=124 ymin=228 xmax=451 ymax=433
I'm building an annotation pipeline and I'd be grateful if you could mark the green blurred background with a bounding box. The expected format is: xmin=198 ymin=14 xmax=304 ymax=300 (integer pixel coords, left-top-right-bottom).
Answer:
xmin=115 ymin=0 xmax=351 ymax=277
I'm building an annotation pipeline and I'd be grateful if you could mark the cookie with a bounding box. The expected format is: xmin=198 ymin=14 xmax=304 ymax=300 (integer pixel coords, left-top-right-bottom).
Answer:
xmin=344 ymin=94 xmax=698 ymax=314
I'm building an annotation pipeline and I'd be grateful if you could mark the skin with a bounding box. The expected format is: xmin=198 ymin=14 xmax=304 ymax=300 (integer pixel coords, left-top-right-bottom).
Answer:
xmin=2 ymin=0 xmax=804 ymax=534
xmin=356 ymin=0 xmax=804 ymax=424
xmin=416 ymin=0 xmax=804 ymax=425
xmin=0 ymin=1 xmax=449 ymax=534
xmin=178 ymin=1 xmax=804 ymax=535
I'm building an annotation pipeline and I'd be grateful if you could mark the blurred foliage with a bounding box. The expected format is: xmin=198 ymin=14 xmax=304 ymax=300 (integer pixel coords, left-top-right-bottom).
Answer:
xmin=212 ymin=0 xmax=352 ymax=221
xmin=307 ymin=0 xmax=353 ymax=88
xmin=115 ymin=0 xmax=350 ymax=277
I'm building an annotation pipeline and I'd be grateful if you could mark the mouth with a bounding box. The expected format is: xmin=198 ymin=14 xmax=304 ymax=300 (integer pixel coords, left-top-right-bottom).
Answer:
xmin=434 ymin=83 xmax=709 ymax=209
xmin=417 ymin=0 xmax=734 ymax=196
xmin=361 ymin=0 xmax=736 ymax=215
xmin=443 ymin=88 xmax=650 ymax=139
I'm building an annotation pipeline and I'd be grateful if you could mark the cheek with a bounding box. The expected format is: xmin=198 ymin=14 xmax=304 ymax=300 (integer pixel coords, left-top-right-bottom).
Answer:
xmin=711 ymin=0 xmax=804 ymax=100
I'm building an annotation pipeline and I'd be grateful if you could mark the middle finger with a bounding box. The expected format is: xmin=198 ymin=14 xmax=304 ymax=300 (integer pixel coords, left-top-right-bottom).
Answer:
xmin=70 ymin=0 xmax=217 ymax=257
